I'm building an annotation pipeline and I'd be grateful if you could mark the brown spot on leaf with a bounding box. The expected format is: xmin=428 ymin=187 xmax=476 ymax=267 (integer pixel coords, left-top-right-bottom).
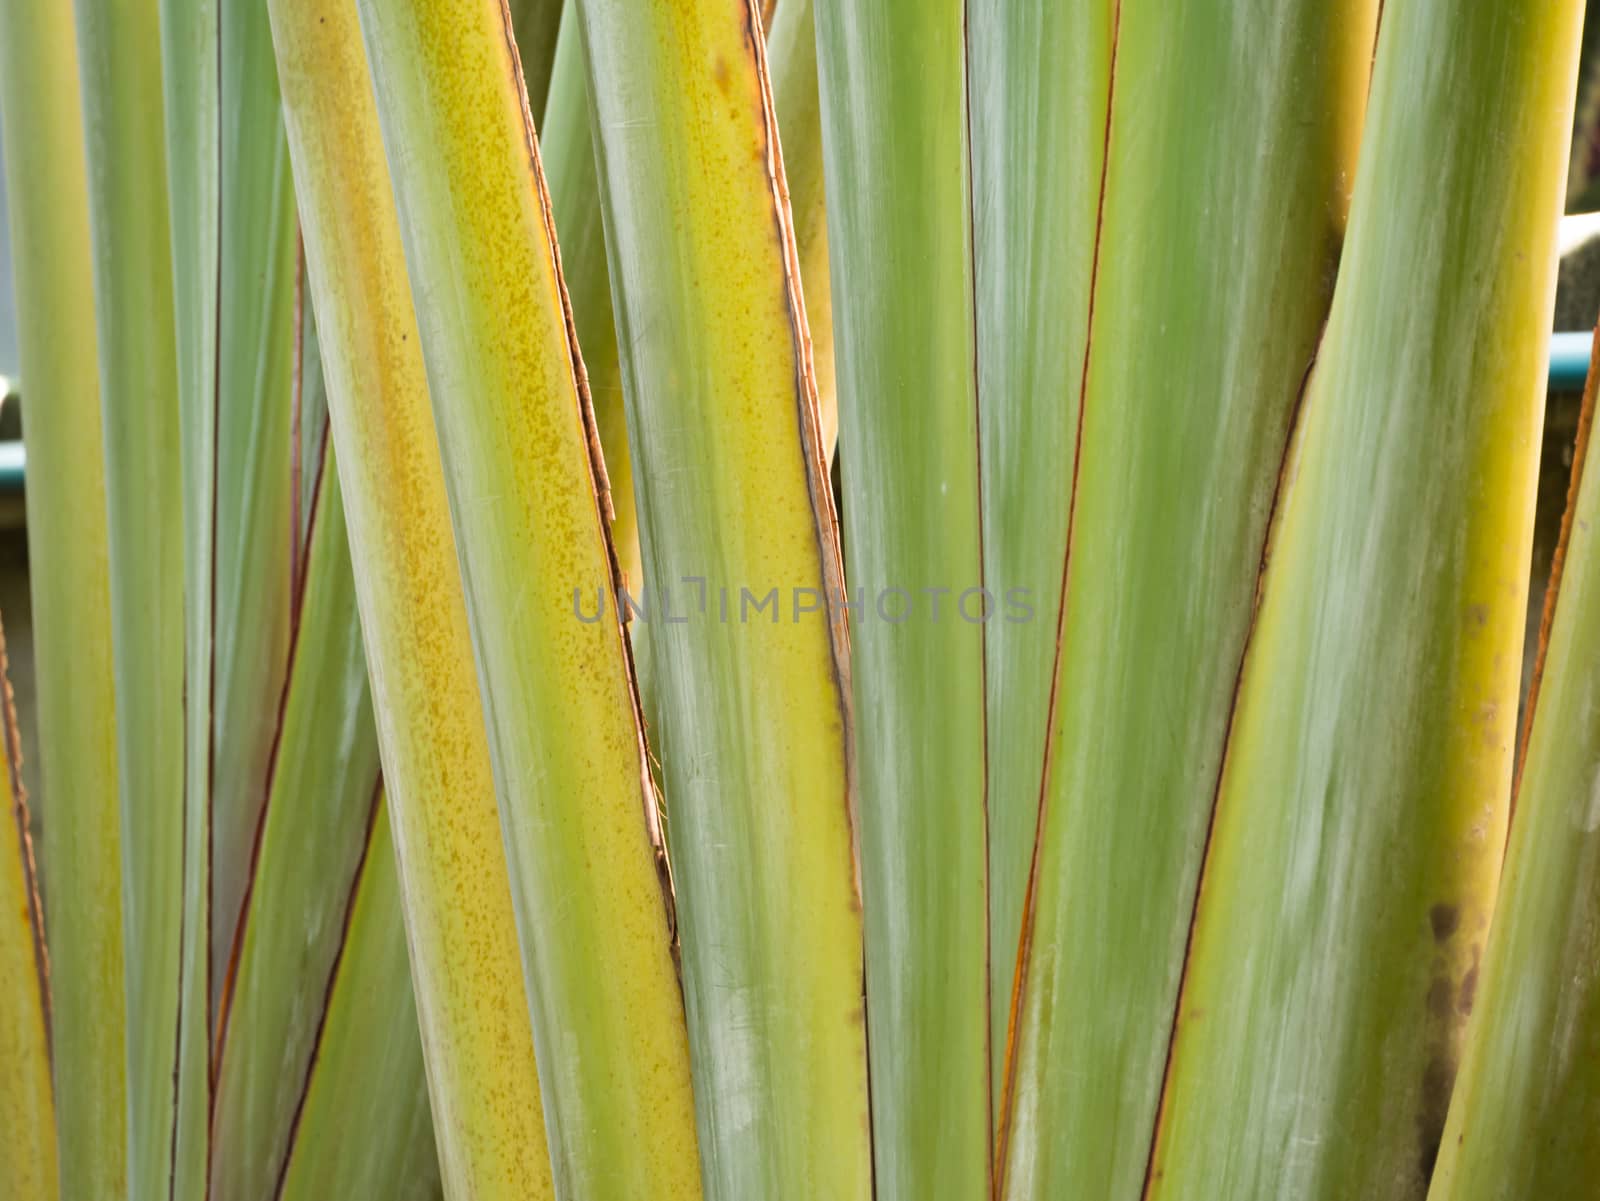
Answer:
xmin=1429 ymin=903 xmax=1460 ymax=943
xmin=1476 ymin=701 xmax=1502 ymax=747
xmin=1459 ymin=962 xmax=1479 ymax=1016
xmin=1427 ymin=977 xmax=1454 ymax=1019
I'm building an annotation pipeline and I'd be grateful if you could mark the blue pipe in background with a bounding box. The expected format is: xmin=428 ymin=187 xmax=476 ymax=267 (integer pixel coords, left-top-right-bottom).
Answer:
xmin=0 ymin=439 xmax=21 ymax=495
xmin=1549 ymin=331 xmax=1594 ymax=391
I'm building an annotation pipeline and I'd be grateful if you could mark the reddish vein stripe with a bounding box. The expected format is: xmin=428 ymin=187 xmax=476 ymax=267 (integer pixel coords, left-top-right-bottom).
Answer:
xmin=270 ymin=778 xmax=386 ymax=1201
xmin=212 ymin=423 xmax=332 ymax=1078
xmin=0 ymin=617 xmax=52 ymax=1063
xmin=177 ymin=13 xmax=226 ymax=1198
xmin=289 ymin=234 xmax=307 ymax=621
xmin=1136 ymin=331 xmax=1326 ymax=1201
xmin=993 ymin=2 xmax=1121 ymax=1187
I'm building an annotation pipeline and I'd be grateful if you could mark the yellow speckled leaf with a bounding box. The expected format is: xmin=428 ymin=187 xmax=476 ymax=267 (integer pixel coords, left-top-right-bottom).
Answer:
xmin=571 ymin=0 xmax=869 ymax=1197
xmin=351 ymin=0 xmax=702 ymax=1196
xmin=264 ymin=1 xmax=551 ymax=1196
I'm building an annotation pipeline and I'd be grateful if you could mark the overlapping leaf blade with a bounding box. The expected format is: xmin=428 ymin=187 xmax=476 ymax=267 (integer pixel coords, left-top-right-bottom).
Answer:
xmin=159 ymin=2 xmax=302 ymax=1193
xmin=204 ymin=0 xmax=299 ymax=1016
xmin=1147 ymin=2 xmax=1584 ymax=1196
xmin=543 ymin=0 xmax=833 ymax=597
xmin=573 ymin=0 xmax=868 ymax=1195
xmin=266 ymin=1 xmax=552 ymax=1194
xmin=211 ymin=410 xmax=433 ymax=1199
xmin=151 ymin=5 xmax=220 ymax=1183
xmin=351 ymin=0 xmax=703 ymax=1195
xmin=541 ymin=7 xmax=641 ymax=584
xmin=9 ymin=4 xmax=1597 ymax=1200
xmin=71 ymin=1 xmax=185 ymax=1194
xmin=812 ymin=3 xmax=990 ymax=1193
xmin=967 ymin=0 xmax=1109 ymax=1119
xmin=274 ymin=798 xmax=440 ymax=1201
xmin=1427 ymin=336 xmax=1600 ymax=1200
xmin=0 ymin=3 xmax=120 ymax=1195
xmin=1000 ymin=5 xmax=1376 ymax=1197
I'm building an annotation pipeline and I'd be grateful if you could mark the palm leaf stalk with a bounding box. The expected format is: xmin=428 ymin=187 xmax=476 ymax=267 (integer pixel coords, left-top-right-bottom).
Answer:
xmin=812 ymin=5 xmax=991 ymax=1191
xmin=570 ymin=0 xmax=868 ymax=1194
xmin=542 ymin=0 xmax=835 ymax=594
xmin=266 ymin=0 xmax=554 ymax=1194
xmin=210 ymin=392 xmax=438 ymax=1198
xmin=1425 ymin=325 xmax=1600 ymax=1200
xmin=1147 ymin=1 xmax=1583 ymax=1195
xmin=156 ymin=0 xmax=303 ymax=1191
xmin=0 ymin=2 xmax=1597 ymax=1199
xmin=0 ymin=2 xmax=121 ymax=1195
xmin=349 ymin=0 xmax=703 ymax=1196
xmin=999 ymin=2 xmax=1376 ymax=1195
xmin=70 ymin=0 xmax=186 ymax=1195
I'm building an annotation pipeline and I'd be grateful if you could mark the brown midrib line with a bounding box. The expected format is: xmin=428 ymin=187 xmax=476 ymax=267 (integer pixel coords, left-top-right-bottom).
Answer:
xmin=1135 ymin=11 xmax=1382 ymax=1188
xmin=992 ymin=3 xmax=1122 ymax=1194
xmin=212 ymin=421 xmax=333 ymax=1088
xmin=1372 ymin=0 xmax=1387 ymax=86
xmin=289 ymin=234 xmax=307 ymax=624
xmin=174 ymin=16 xmax=226 ymax=1200
xmin=270 ymin=777 xmax=386 ymax=1201
xmin=0 ymin=617 xmax=52 ymax=1068
xmin=1135 ymin=325 xmax=1327 ymax=1201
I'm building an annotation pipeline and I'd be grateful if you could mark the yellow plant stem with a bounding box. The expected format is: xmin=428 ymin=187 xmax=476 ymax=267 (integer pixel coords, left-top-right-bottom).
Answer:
xmin=265 ymin=1 xmax=552 ymax=1195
